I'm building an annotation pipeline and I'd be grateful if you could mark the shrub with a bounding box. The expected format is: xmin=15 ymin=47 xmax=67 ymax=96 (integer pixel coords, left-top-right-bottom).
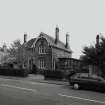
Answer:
xmin=44 ymin=70 xmax=63 ymax=80
xmin=0 ymin=66 xmax=29 ymax=77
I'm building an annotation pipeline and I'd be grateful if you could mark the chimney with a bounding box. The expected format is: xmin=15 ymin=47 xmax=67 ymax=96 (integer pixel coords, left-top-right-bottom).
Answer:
xmin=55 ymin=26 xmax=59 ymax=44
xmin=24 ymin=33 xmax=27 ymax=43
xmin=96 ymin=34 xmax=99 ymax=48
xmin=65 ymin=33 xmax=70 ymax=49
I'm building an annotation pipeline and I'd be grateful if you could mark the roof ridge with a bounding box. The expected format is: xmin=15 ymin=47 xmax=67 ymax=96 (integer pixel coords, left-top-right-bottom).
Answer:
xmin=25 ymin=32 xmax=72 ymax=53
xmin=40 ymin=33 xmax=72 ymax=52
xmin=40 ymin=32 xmax=65 ymax=45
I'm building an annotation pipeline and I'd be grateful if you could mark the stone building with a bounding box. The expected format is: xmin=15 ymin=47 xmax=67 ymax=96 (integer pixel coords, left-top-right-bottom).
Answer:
xmin=57 ymin=58 xmax=81 ymax=72
xmin=24 ymin=27 xmax=72 ymax=72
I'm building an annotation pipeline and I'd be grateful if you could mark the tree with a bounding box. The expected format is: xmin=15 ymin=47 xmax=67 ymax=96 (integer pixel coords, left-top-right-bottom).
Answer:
xmin=82 ymin=46 xmax=95 ymax=64
xmin=82 ymin=36 xmax=105 ymax=76
xmin=97 ymin=37 xmax=105 ymax=70
xmin=8 ymin=40 xmax=27 ymax=68
xmin=9 ymin=40 xmax=21 ymax=56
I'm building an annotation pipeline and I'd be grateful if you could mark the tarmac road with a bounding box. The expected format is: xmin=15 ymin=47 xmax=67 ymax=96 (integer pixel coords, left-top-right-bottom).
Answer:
xmin=0 ymin=76 xmax=105 ymax=105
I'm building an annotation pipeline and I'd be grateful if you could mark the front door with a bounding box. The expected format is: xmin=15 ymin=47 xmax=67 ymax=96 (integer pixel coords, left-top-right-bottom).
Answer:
xmin=32 ymin=64 xmax=37 ymax=74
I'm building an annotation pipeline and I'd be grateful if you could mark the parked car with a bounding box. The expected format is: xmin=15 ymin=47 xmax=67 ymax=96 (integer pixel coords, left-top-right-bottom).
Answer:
xmin=69 ymin=73 xmax=105 ymax=92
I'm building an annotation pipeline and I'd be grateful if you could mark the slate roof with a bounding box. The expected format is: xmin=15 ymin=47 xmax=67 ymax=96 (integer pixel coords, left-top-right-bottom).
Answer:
xmin=24 ymin=38 xmax=36 ymax=48
xmin=39 ymin=32 xmax=72 ymax=53
xmin=25 ymin=32 xmax=72 ymax=53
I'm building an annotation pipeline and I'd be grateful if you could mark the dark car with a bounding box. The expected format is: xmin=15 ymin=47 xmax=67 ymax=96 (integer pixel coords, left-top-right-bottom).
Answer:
xmin=69 ymin=73 xmax=105 ymax=92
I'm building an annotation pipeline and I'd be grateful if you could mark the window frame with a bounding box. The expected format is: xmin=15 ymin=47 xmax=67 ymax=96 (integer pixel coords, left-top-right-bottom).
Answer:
xmin=38 ymin=45 xmax=46 ymax=54
xmin=39 ymin=59 xmax=46 ymax=69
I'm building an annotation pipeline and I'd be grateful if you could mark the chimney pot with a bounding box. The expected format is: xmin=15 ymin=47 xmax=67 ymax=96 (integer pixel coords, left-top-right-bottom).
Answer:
xmin=65 ymin=33 xmax=70 ymax=49
xmin=55 ymin=26 xmax=59 ymax=44
xmin=96 ymin=34 xmax=99 ymax=48
xmin=24 ymin=33 xmax=27 ymax=43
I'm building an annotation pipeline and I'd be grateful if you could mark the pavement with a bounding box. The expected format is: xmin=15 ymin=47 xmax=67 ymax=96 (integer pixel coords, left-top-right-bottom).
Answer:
xmin=0 ymin=74 xmax=69 ymax=86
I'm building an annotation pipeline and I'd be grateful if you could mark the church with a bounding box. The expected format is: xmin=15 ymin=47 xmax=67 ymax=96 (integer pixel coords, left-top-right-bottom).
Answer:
xmin=24 ymin=27 xmax=72 ymax=73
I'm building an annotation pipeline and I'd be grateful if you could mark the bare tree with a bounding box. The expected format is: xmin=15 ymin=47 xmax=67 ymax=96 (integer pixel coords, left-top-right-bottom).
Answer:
xmin=8 ymin=40 xmax=27 ymax=68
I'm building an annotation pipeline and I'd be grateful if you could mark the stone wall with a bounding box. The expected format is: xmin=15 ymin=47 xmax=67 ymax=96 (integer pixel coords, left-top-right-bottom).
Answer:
xmin=33 ymin=38 xmax=52 ymax=71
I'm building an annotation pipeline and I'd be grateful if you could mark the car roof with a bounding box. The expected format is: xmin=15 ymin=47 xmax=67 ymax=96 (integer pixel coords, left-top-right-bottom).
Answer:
xmin=73 ymin=73 xmax=105 ymax=80
xmin=74 ymin=73 xmax=89 ymax=76
xmin=71 ymin=73 xmax=89 ymax=78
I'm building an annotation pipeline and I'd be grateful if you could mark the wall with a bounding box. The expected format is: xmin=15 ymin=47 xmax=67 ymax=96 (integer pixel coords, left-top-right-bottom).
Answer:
xmin=33 ymin=38 xmax=52 ymax=71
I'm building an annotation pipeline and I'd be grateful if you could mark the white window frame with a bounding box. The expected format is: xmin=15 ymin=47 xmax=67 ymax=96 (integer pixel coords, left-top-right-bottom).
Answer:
xmin=38 ymin=45 xmax=46 ymax=54
xmin=39 ymin=59 xmax=45 ymax=69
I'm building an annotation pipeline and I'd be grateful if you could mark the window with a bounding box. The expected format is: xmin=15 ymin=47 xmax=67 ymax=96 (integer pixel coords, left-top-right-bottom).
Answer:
xmin=39 ymin=59 xmax=45 ymax=69
xmin=38 ymin=45 xmax=46 ymax=54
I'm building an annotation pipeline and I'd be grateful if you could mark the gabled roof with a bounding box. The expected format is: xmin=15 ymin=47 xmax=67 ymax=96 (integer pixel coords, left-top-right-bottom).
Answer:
xmin=39 ymin=32 xmax=72 ymax=53
xmin=24 ymin=38 xmax=36 ymax=48
xmin=25 ymin=32 xmax=72 ymax=53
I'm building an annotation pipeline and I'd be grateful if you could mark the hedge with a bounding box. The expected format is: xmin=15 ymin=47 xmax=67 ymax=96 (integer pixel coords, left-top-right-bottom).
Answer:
xmin=43 ymin=70 xmax=63 ymax=80
xmin=0 ymin=66 xmax=29 ymax=77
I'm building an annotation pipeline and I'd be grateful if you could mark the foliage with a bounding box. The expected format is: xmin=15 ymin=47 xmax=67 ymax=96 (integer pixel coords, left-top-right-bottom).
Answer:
xmin=44 ymin=70 xmax=63 ymax=80
xmin=9 ymin=40 xmax=22 ymax=57
xmin=82 ymin=36 xmax=105 ymax=71
xmin=8 ymin=40 xmax=27 ymax=67
xmin=0 ymin=66 xmax=29 ymax=77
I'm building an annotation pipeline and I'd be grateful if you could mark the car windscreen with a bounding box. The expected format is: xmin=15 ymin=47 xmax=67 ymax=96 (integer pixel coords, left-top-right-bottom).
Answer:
xmin=89 ymin=76 xmax=105 ymax=81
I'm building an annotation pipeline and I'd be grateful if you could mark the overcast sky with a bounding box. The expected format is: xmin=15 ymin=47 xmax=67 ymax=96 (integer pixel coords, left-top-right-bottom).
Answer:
xmin=0 ymin=0 xmax=105 ymax=58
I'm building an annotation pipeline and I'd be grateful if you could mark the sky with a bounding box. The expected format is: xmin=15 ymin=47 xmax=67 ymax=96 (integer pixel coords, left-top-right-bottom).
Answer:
xmin=0 ymin=0 xmax=105 ymax=58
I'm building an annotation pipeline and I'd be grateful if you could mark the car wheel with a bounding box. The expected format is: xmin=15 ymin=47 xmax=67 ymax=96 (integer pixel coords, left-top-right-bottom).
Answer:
xmin=73 ymin=83 xmax=79 ymax=90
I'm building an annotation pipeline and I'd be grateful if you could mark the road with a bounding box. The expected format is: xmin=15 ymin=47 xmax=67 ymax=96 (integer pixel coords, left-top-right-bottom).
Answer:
xmin=0 ymin=77 xmax=105 ymax=105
